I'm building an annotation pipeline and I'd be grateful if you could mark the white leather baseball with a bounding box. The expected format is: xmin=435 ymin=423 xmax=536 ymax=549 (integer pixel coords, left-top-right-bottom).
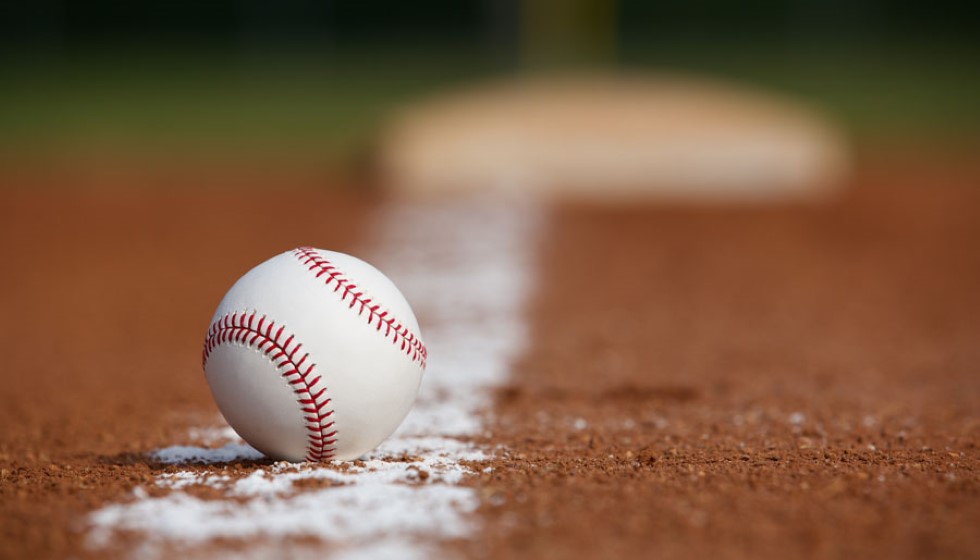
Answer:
xmin=202 ymin=247 xmax=426 ymax=462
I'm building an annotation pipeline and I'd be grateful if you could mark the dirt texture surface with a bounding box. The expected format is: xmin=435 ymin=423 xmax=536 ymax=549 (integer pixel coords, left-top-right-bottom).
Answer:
xmin=0 ymin=168 xmax=374 ymax=560
xmin=1 ymin=145 xmax=979 ymax=559
xmin=464 ymin=146 xmax=980 ymax=560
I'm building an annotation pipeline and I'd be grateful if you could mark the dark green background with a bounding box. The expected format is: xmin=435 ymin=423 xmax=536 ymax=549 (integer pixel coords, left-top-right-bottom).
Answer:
xmin=1 ymin=1 xmax=976 ymax=157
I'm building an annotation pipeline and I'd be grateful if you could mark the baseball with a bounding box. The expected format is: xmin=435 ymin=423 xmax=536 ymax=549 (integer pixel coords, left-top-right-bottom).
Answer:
xmin=202 ymin=247 xmax=426 ymax=462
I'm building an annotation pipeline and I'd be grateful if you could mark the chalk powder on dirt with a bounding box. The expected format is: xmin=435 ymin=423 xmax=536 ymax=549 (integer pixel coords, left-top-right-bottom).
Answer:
xmin=87 ymin=196 xmax=543 ymax=559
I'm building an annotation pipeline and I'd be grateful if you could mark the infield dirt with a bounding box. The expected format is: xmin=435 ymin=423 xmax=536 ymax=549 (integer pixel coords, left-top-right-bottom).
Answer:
xmin=1 ymin=144 xmax=978 ymax=559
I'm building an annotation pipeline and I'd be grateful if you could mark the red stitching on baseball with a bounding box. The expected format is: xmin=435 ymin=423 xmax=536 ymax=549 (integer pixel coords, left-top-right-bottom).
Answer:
xmin=292 ymin=247 xmax=427 ymax=369
xmin=203 ymin=311 xmax=337 ymax=462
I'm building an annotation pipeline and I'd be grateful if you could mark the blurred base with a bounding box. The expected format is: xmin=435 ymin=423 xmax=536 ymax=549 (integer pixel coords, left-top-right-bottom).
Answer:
xmin=375 ymin=73 xmax=851 ymax=203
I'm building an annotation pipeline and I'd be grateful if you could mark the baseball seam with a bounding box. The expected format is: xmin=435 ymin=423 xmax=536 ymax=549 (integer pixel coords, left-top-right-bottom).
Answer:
xmin=292 ymin=247 xmax=427 ymax=369
xmin=203 ymin=311 xmax=337 ymax=462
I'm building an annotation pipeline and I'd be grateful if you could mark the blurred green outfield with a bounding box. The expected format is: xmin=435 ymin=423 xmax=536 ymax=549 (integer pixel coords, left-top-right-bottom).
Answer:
xmin=0 ymin=40 xmax=977 ymax=162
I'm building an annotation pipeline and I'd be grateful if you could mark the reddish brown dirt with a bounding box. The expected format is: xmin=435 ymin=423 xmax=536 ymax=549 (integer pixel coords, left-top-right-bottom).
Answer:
xmin=465 ymin=146 xmax=980 ymax=560
xmin=1 ymin=145 xmax=979 ymax=560
xmin=0 ymin=168 xmax=375 ymax=560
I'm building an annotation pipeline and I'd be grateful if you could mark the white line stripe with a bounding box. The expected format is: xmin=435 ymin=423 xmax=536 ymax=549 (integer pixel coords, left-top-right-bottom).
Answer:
xmin=373 ymin=195 xmax=542 ymax=439
xmin=87 ymin=195 xmax=543 ymax=559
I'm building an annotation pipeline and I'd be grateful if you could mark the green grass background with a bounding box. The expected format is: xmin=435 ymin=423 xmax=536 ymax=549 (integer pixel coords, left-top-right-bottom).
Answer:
xmin=0 ymin=41 xmax=976 ymax=162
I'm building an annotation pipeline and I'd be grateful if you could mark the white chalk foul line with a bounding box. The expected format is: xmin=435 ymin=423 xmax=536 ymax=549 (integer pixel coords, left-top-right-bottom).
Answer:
xmin=87 ymin=196 xmax=543 ymax=559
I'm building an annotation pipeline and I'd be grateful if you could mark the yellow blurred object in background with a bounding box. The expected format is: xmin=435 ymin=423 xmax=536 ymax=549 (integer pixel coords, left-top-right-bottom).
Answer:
xmin=378 ymin=73 xmax=851 ymax=203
